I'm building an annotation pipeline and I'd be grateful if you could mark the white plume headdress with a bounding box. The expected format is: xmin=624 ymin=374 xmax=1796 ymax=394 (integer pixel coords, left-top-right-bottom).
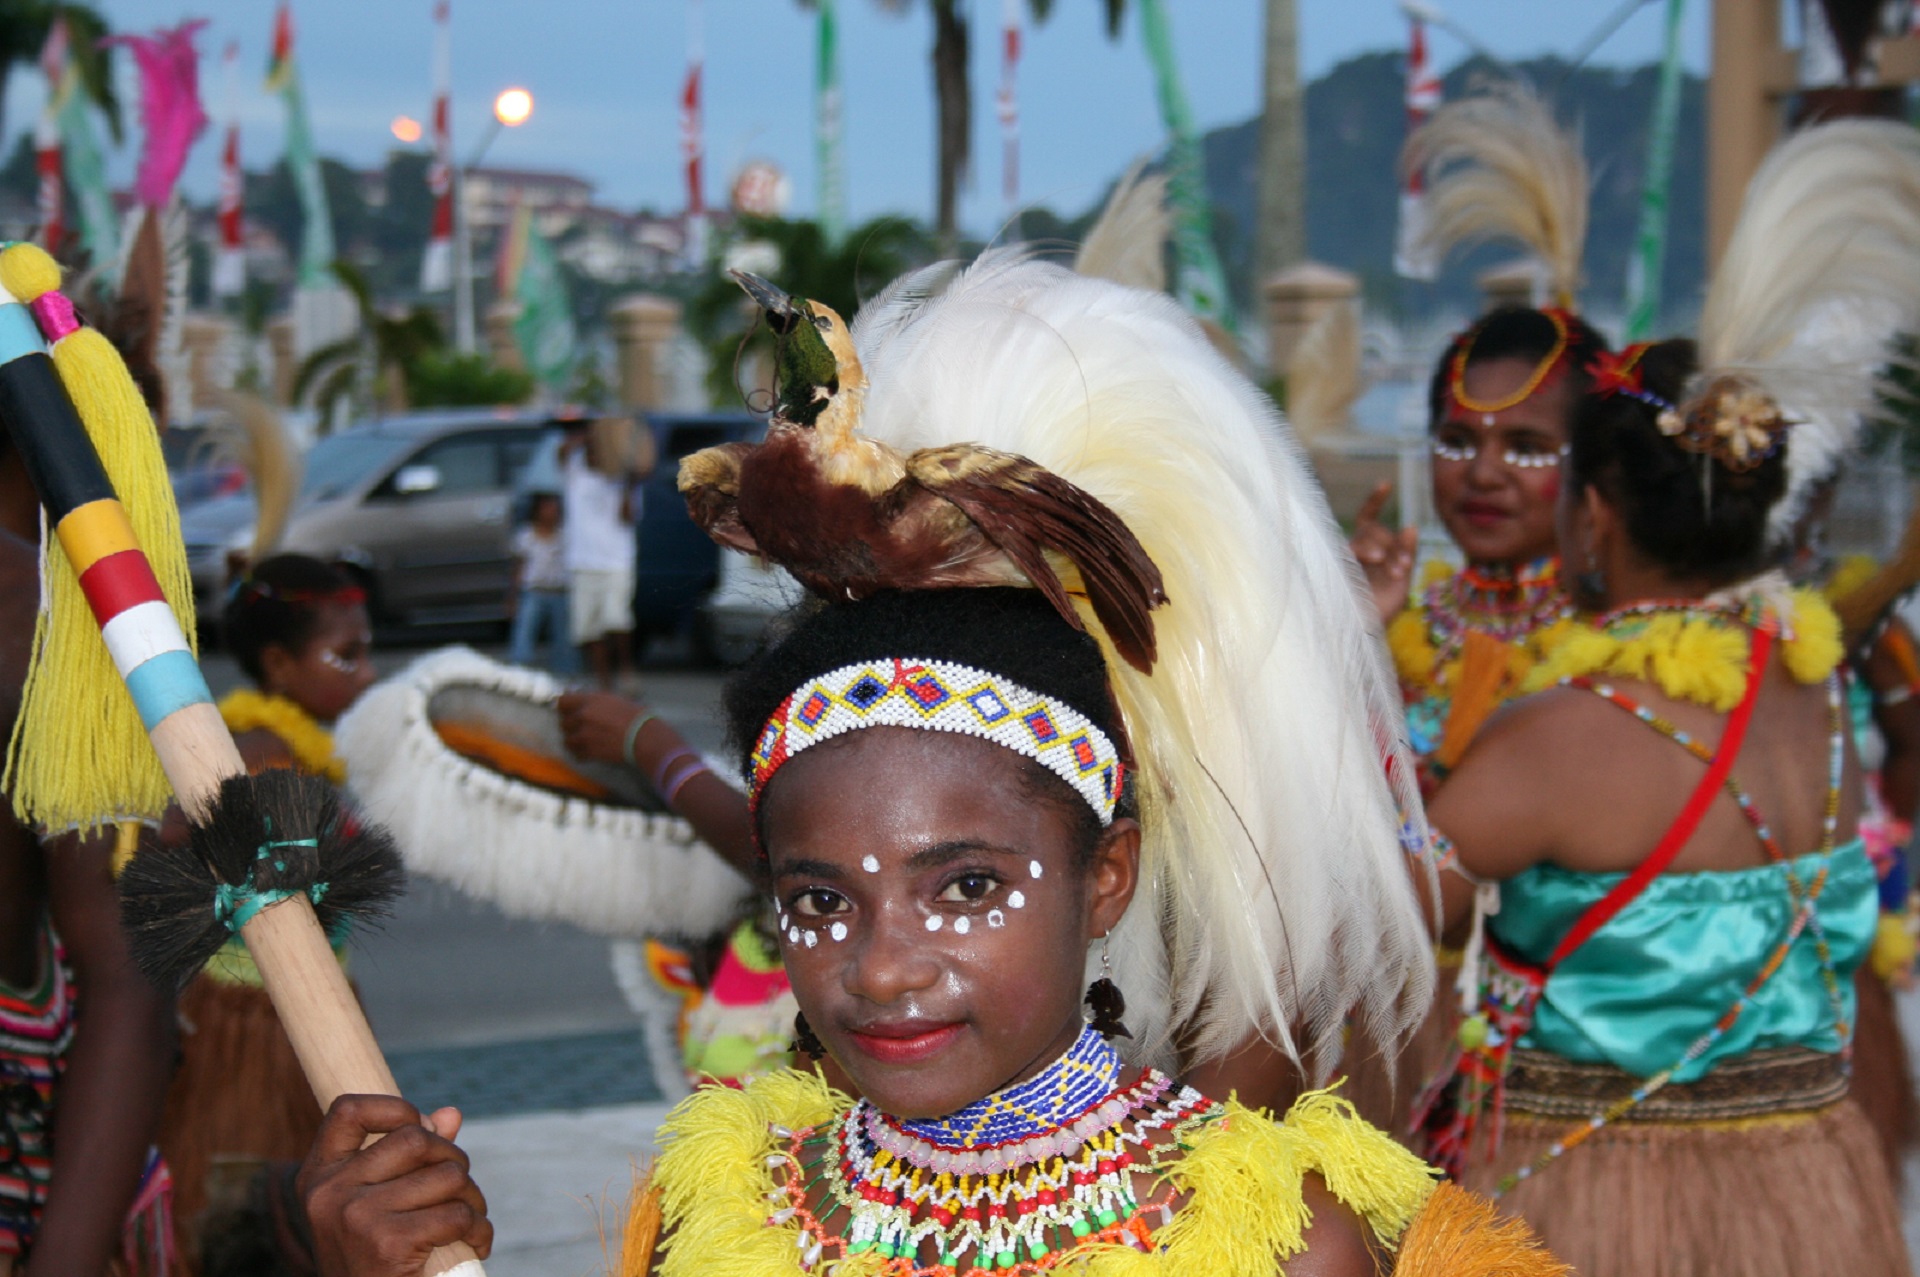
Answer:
xmin=849 ymin=253 xmax=1433 ymax=1073
xmin=1689 ymin=120 xmax=1920 ymax=539
xmin=1404 ymin=80 xmax=1589 ymax=307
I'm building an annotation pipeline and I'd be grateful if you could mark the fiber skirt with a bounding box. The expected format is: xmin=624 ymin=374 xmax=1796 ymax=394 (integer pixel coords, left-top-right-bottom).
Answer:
xmin=1457 ymin=1096 xmax=1910 ymax=1277
xmin=1851 ymin=964 xmax=1919 ymax=1187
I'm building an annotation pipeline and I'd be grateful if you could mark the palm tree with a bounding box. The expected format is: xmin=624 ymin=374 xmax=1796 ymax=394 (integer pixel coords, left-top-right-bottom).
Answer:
xmin=803 ymin=0 xmax=1125 ymax=253
xmin=1253 ymin=0 xmax=1304 ymax=286
xmin=292 ymin=261 xmax=446 ymax=428
xmin=0 ymin=3 xmax=121 ymax=144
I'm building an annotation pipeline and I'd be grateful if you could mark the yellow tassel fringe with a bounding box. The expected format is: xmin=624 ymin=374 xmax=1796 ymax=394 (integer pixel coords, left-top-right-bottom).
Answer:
xmin=636 ymin=1077 xmax=1437 ymax=1277
xmin=0 ymin=242 xmax=197 ymax=832
xmin=1523 ymin=589 xmax=1843 ymax=712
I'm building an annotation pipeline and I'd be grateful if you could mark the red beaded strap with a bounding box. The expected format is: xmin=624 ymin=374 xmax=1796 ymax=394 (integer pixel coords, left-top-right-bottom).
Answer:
xmin=1544 ymin=628 xmax=1773 ymax=969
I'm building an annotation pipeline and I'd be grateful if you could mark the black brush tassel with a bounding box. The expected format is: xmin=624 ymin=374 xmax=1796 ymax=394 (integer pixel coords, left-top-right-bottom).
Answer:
xmin=118 ymin=770 xmax=406 ymax=991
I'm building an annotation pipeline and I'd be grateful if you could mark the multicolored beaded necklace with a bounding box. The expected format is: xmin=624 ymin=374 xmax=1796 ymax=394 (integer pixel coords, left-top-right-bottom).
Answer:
xmin=769 ymin=1025 xmax=1220 ymax=1274
xmin=1420 ymin=556 xmax=1569 ymax=674
xmin=1491 ymin=606 xmax=1852 ymax=1195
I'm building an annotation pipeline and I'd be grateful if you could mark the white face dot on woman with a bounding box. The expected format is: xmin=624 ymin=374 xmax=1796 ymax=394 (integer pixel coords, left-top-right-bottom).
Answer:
xmin=759 ymin=724 xmax=1139 ymax=1119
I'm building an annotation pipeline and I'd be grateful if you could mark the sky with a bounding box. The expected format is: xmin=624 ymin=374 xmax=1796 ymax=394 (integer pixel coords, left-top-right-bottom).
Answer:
xmin=10 ymin=1 xmax=1712 ymax=235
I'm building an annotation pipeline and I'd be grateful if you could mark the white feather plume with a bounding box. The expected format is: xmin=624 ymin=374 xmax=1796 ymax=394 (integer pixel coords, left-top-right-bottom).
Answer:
xmin=850 ymin=254 xmax=1433 ymax=1073
xmin=335 ymin=646 xmax=752 ymax=939
xmin=1074 ymin=161 xmax=1170 ymax=293
xmin=1694 ymin=120 xmax=1920 ymax=539
xmin=1405 ymin=81 xmax=1588 ymax=305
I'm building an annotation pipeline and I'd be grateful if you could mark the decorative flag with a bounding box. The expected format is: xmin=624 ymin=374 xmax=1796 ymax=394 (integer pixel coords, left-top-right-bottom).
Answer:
xmin=54 ymin=31 xmax=118 ymax=269
xmin=998 ymin=0 xmax=1022 ymax=212
xmin=266 ymin=3 xmax=336 ymax=290
xmin=421 ymin=0 xmax=454 ymax=293
xmin=816 ymin=0 xmax=847 ymax=244
xmin=33 ymin=20 xmax=66 ymax=249
xmin=1137 ymin=0 xmax=1235 ymax=332
xmin=213 ymin=42 xmax=245 ymax=297
xmin=101 ymin=20 xmax=211 ymax=210
xmin=1623 ymin=0 xmax=1687 ymax=339
xmin=1393 ymin=18 xmax=1441 ymax=281
xmin=682 ymin=0 xmax=707 ymax=267
xmin=508 ymin=208 xmax=578 ymax=391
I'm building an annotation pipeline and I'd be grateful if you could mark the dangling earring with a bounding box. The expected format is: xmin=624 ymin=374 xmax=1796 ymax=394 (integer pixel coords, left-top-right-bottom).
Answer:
xmin=1576 ymin=550 xmax=1606 ymax=602
xmin=1084 ymin=932 xmax=1132 ymax=1040
xmin=792 ymin=1011 xmax=826 ymax=1061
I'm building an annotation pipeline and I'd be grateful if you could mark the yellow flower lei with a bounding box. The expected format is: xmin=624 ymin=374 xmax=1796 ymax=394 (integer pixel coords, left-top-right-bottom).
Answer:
xmin=634 ymin=1072 xmax=1438 ymax=1277
xmin=217 ymin=688 xmax=347 ymax=784
xmin=1522 ymin=587 xmax=1845 ymax=712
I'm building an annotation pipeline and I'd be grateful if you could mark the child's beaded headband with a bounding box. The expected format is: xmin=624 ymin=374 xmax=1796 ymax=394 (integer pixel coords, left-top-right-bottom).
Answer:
xmin=1589 ymin=345 xmax=1788 ymax=473
xmin=748 ymin=657 xmax=1124 ymax=826
xmin=228 ymin=577 xmax=367 ymax=609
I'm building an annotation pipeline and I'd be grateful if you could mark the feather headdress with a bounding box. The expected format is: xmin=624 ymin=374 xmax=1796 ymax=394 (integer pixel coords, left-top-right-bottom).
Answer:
xmin=849 ymin=253 xmax=1432 ymax=1072
xmin=1404 ymin=82 xmax=1588 ymax=307
xmin=1691 ymin=120 xmax=1920 ymax=538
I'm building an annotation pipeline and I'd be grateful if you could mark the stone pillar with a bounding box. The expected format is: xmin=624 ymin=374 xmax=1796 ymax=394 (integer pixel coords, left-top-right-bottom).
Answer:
xmin=1477 ymin=260 xmax=1541 ymax=313
xmin=485 ymin=301 xmax=525 ymax=373
xmin=609 ymin=294 xmax=683 ymax=411
xmin=267 ymin=316 xmax=297 ymax=407
xmin=179 ymin=314 xmax=233 ymax=418
xmin=1262 ymin=261 xmax=1359 ymax=377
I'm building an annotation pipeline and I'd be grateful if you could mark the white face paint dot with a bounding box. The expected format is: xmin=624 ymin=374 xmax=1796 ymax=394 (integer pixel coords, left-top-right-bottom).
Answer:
xmin=861 ymin=854 xmax=881 ymax=874
xmin=803 ymin=929 xmax=818 ymax=948
xmin=778 ymin=914 xmax=791 ymax=931
xmin=954 ymin=915 xmax=970 ymax=935
xmin=987 ymin=909 xmax=1006 ymax=929
xmin=1008 ymin=890 xmax=1026 ymax=910
xmin=1029 ymin=860 xmax=1044 ymax=880
xmin=830 ymin=921 xmax=848 ymax=942
xmin=925 ymin=915 xmax=944 ymax=932
xmin=787 ymin=926 xmax=801 ymax=944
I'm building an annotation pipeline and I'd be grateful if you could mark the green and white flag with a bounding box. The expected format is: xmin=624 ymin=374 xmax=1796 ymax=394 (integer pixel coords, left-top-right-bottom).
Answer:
xmin=55 ymin=73 xmax=118 ymax=269
xmin=1138 ymin=0 xmax=1234 ymax=333
xmin=1623 ymin=0 xmax=1687 ymax=340
xmin=268 ymin=3 xmax=335 ymax=289
xmin=512 ymin=211 xmax=578 ymax=391
xmin=816 ymin=0 xmax=847 ymax=245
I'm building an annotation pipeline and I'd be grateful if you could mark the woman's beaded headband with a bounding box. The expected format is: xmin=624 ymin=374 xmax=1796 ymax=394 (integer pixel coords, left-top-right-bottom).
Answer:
xmin=749 ymin=657 xmax=1123 ymax=825
xmin=1446 ymin=307 xmax=1574 ymax=417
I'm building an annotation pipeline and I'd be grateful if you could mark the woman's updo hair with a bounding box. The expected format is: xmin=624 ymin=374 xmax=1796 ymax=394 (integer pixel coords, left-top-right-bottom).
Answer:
xmin=1426 ymin=306 xmax=1612 ymax=429
xmin=1567 ymin=338 xmax=1787 ymax=583
xmin=724 ymin=588 xmax=1133 ymax=863
xmin=225 ymin=554 xmax=363 ymax=684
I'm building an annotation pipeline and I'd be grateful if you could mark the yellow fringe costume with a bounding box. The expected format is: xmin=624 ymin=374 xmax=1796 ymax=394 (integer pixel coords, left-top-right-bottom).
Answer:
xmin=619 ymin=1073 xmax=1563 ymax=1277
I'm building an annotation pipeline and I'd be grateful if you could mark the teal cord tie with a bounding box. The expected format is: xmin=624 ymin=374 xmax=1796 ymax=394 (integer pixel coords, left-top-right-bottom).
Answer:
xmin=213 ymin=838 xmax=325 ymax=934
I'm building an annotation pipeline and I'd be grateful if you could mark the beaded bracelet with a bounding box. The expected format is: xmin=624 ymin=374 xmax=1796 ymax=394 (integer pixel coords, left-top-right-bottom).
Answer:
xmin=621 ymin=710 xmax=659 ymax=770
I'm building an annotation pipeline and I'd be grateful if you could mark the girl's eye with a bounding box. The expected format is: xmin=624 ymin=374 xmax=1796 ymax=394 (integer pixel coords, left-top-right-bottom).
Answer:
xmin=791 ymin=889 xmax=847 ymax=919
xmin=936 ymin=874 xmax=998 ymax=904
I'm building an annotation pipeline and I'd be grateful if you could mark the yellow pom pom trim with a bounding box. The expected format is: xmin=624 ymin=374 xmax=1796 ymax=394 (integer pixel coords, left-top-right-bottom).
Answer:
xmin=641 ymin=1077 xmax=1437 ymax=1277
xmin=1524 ymin=590 xmax=1845 ymax=711
xmin=1872 ymin=912 xmax=1917 ymax=984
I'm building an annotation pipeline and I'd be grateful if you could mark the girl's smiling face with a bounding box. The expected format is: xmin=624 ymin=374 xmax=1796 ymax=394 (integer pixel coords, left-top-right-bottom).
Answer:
xmin=759 ymin=725 xmax=1138 ymax=1119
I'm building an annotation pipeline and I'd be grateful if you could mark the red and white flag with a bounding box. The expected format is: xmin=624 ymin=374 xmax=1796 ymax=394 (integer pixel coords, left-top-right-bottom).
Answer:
xmin=420 ymin=0 xmax=454 ymax=292
xmin=682 ymin=0 xmax=707 ymax=265
xmin=33 ymin=18 xmax=66 ymax=250
xmin=213 ymin=41 xmax=245 ymax=297
xmin=1393 ymin=18 xmax=1441 ymax=281
xmin=997 ymin=0 xmax=1021 ymax=210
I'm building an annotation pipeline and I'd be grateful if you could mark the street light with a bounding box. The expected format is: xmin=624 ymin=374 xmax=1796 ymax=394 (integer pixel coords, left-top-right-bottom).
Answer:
xmin=391 ymin=115 xmax=423 ymax=144
xmin=453 ymin=87 xmax=536 ymax=353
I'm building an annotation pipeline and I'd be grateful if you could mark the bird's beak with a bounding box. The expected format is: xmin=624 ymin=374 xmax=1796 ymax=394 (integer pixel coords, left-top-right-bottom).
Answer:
xmin=729 ymin=270 xmax=800 ymax=329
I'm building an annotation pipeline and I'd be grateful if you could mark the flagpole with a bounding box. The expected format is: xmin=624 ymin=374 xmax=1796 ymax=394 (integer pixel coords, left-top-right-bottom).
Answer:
xmin=1392 ymin=16 xmax=1439 ymax=282
xmin=422 ymin=0 xmax=454 ymax=295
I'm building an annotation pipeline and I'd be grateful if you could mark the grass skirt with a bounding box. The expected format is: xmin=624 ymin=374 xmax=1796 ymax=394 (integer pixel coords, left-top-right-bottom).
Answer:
xmin=1458 ymin=1098 xmax=1910 ymax=1277
xmin=1851 ymin=965 xmax=1919 ymax=1188
xmin=156 ymin=973 xmax=328 ymax=1273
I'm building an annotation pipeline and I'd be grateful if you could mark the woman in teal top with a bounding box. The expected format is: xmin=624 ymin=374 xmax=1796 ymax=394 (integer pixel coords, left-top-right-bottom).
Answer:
xmin=1419 ymin=330 xmax=1911 ymax=1275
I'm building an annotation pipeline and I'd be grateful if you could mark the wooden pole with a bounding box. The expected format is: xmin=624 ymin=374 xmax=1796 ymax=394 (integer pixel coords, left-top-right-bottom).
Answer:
xmin=1707 ymin=0 xmax=1786 ymax=269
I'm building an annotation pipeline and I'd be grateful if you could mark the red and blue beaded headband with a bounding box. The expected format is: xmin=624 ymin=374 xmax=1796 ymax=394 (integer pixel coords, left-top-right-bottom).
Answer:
xmin=748 ymin=657 xmax=1124 ymax=826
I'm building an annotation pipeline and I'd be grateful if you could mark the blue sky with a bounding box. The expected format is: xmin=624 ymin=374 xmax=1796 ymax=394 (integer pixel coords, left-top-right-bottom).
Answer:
xmin=16 ymin=2 xmax=1710 ymax=234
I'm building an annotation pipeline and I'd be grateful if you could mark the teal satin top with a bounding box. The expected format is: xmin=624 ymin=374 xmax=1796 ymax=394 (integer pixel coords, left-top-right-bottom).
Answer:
xmin=1491 ymin=839 xmax=1874 ymax=1081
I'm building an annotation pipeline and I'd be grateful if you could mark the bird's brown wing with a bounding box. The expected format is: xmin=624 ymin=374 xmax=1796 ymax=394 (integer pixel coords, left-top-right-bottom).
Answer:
xmin=906 ymin=445 xmax=1167 ymax=672
xmin=677 ymin=442 xmax=761 ymax=555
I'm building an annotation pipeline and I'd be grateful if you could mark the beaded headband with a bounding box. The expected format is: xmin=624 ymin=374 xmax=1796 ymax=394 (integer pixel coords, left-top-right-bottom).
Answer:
xmin=749 ymin=657 xmax=1123 ymax=825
